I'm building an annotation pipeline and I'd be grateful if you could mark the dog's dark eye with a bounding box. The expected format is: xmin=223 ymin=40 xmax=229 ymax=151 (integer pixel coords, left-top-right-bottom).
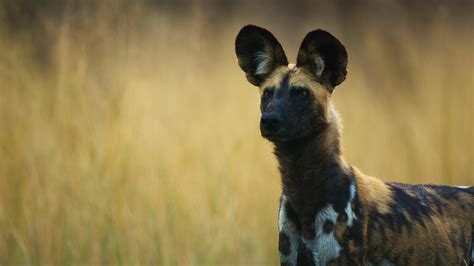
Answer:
xmin=292 ymin=89 xmax=310 ymax=98
xmin=263 ymin=89 xmax=274 ymax=98
xmin=297 ymin=90 xmax=309 ymax=97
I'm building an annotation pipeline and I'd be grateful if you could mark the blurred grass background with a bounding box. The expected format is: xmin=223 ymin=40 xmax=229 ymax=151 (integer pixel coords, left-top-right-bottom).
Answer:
xmin=0 ymin=0 xmax=472 ymax=264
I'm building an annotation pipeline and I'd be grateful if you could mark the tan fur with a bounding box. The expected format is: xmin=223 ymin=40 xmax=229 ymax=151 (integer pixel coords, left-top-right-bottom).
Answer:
xmin=354 ymin=169 xmax=393 ymax=215
xmin=260 ymin=65 xmax=329 ymax=101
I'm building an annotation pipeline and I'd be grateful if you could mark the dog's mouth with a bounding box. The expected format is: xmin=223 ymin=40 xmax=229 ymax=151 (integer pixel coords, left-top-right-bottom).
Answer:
xmin=261 ymin=126 xmax=323 ymax=144
xmin=260 ymin=129 xmax=293 ymax=143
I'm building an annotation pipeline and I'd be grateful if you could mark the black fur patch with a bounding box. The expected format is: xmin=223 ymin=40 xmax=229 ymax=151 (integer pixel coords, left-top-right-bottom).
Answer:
xmin=284 ymin=200 xmax=302 ymax=232
xmin=278 ymin=232 xmax=291 ymax=256
xmin=296 ymin=243 xmax=315 ymax=266
xmin=322 ymin=220 xmax=335 ymax=234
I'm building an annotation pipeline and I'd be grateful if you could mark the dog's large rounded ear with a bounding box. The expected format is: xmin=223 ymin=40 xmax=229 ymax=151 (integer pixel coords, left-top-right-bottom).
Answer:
xmin=296 ymin=30 xmax=348 ymax=92
xmin=235 ymin=25 xmax=288 ymax=86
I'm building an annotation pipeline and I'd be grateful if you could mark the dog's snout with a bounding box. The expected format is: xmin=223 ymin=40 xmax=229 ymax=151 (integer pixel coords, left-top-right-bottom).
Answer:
xmin=261 ymin=113 xmax=281 ymax=132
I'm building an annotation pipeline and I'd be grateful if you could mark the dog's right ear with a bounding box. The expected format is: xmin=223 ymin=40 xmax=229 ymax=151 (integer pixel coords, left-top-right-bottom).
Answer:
xmin=235 ymin=25 xmax=288 ymax=86
xmin=296 ymin=30 xmax=348 ymax=92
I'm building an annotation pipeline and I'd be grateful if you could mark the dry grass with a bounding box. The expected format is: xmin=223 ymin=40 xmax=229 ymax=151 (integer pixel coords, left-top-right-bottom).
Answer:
xmin=0 ymin=1 xmax=472 ymax=264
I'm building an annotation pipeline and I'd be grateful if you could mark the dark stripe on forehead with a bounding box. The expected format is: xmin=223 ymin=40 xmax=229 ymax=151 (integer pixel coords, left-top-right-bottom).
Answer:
xmin=275 ymin=72 xmax=291 ymax=97
xmin=280 ymin=72 xmax=291 ymax=90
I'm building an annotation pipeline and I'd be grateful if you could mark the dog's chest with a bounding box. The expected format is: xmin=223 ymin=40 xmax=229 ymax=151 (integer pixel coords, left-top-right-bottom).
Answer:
xmin=303 ymin=205 xmax=345 ymax=265
xmin=309 ymin=184 xmax=357 ymax=264
xmin=279 ymin=183 xmax=358 ymax=265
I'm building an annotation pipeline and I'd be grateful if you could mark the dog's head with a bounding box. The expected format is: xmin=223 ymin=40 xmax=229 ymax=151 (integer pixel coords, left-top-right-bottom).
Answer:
xmin=235 ymin=25 xmax=348 ymax=143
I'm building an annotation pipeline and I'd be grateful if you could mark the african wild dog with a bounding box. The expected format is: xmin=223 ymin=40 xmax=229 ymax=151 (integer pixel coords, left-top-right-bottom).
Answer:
xmin=235 ymin=25 xmax=474 ymax=265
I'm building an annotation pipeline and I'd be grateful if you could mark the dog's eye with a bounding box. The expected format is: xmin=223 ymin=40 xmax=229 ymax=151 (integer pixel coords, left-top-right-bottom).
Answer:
xmin=263 ymin=89 xmax=274 ymax=98
xmin=293 ymin=89 xmax=310 ymax=98
xmin=297 ymin=90 xmax=309 ymax=97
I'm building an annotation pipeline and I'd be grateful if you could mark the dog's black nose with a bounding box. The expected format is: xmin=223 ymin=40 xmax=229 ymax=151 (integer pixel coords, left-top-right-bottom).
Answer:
xmin=261 ymin=113 xmax=281 ymax=132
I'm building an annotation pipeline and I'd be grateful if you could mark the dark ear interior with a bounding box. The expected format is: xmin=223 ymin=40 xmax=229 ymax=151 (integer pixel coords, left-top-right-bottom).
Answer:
xmin=296 ymin=30 xmax=348 ymax=91
xmin=235 ymin=25 xmax=288 ymax=86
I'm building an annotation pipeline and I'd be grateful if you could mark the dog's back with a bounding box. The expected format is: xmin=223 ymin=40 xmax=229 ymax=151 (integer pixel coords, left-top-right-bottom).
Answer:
xmin=356 ymin=172 xmax=474 ymax=265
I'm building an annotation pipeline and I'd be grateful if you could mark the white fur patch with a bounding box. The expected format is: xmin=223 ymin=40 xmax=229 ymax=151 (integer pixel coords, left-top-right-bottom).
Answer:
xmin=254 ymin=50 xmax=271 ymax=75
xmin=345 ymin=182 xmax=357 ymax=227
xmin=279 ymin=195 xmax=296 ymax=233
xmin=278 ymin=195 xmax=300 ymax=264
xmin=303 ymin=204 xmax=342 ymax=265
xmin=301 ymin=182 xmax=357 ymax=265
xmin=455 ymin=186 xmax=470 ymax=189
xmin=313 ymin=55 xmax=325 ymax=78
xmin=380 ymin=259 xmax=395 ymax=266
xmin=471 ymin=242 xmax=473 ymax=262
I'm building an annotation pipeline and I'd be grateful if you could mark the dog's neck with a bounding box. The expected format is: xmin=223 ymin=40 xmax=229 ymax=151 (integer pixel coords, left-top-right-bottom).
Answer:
xmin=273 ymin=104 xmax=354 ymax=234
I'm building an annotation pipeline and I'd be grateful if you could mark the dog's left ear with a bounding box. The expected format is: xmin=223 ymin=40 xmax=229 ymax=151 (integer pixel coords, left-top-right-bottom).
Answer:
xmin=296 ymin=30 xmax=348 ymax=92
xmin=235 ymin=25 xmax=288 ymax=86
